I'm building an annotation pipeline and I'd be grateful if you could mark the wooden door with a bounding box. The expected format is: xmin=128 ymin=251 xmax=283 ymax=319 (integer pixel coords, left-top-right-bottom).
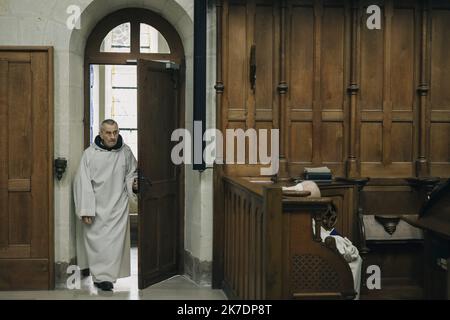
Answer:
xmin=137 ymin=59 xmax=180 ymax=289
xmin=0 ymin=48 xmax=53 ymax=290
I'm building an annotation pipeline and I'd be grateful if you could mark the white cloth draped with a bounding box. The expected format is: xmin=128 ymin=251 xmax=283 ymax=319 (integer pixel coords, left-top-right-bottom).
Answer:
xmin=284 ymin=182 xmax=362 ymax=299
xmin=282 ymin=181 xmax=321 ymax=197
xmin=74 ymin=142 xmax=137 ymax=283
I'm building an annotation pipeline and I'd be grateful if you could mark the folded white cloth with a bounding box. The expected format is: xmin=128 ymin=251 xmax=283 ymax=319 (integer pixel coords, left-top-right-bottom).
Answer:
xmin=282 ymin=181 xmax=321 ymax=197
xmin=349 ymin=256 xmax=362 ymax=300
xmin=334 ymin=236 xmax=360 ymax=263
xmin=282 ymin=183 xmax=305 ymax=192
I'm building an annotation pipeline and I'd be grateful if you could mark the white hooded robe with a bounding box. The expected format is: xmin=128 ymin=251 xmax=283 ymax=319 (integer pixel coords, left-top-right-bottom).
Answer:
xmin=317 ymin=225 xmax=363 ymax=300
xmin=284 ymin=182 xmax=363 ymax=299
xmin=74 ymin=139 xmax=137 ymax=283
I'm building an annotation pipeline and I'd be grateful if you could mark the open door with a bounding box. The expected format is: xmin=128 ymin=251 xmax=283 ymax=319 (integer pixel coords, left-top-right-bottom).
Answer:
xmin=137 ymin=59 xmax=180 ymax=289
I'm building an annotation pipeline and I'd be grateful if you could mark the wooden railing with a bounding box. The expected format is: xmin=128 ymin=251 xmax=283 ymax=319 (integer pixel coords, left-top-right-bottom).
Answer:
xmin=223 ymin=177 xmax=273 ymax=299
xmin=221 ymin=176 xmax=355 ymax=300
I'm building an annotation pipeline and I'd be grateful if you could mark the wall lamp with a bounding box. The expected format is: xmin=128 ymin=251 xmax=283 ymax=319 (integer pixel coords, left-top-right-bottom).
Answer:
xmin=54 ymin=157 xmax=67 ymax=181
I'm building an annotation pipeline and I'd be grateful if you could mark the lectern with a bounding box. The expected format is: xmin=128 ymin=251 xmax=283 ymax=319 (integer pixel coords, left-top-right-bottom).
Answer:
xmin=404 ymin=179 xmax=450 ymax=299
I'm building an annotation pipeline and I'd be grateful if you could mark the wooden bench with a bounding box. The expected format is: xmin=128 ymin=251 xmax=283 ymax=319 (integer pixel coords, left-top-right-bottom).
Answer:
xmin=220 ymin=176 xmax=356 ymax=299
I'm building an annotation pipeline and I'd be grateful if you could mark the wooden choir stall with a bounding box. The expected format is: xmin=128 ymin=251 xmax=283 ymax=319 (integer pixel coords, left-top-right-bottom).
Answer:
xmin=218 ymin=177 xmax=358 ymax=300
xmin=212 ymin=0 xmax=450 ymax=300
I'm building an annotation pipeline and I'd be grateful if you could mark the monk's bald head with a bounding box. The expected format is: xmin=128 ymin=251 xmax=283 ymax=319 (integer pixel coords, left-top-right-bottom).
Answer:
xmin=100 ymin=119 xmax=119 ymax=148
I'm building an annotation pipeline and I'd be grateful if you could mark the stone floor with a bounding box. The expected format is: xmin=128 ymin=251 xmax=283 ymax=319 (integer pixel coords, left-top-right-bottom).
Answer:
xmin=0 ymin=248 xmax=227 ymax=300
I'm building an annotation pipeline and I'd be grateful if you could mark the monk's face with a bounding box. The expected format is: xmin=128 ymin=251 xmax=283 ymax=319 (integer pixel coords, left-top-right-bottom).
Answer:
xmin=100 ymin=123 xmax=119 ymax=148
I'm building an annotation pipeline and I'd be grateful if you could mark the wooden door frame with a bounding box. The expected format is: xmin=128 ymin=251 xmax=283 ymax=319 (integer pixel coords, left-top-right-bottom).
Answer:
xmin=0 ymin=46 xmax=54 ymax=289
xmin=83 ymin=9 xmax=186 ymax=276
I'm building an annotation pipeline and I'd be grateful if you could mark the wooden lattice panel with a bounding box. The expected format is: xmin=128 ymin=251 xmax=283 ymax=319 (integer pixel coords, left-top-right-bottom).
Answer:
xmin=291 ymin=254 xmax=340 ymax=292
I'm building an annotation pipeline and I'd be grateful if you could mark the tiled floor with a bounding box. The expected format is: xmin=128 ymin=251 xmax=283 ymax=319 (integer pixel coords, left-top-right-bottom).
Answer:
xmin=0 ymin=248 xmax=227 ymax=300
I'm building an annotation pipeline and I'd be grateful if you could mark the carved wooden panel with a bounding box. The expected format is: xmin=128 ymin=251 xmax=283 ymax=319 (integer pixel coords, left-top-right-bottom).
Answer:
xmin=227 ymin=3 xmax=247 ymax=113
xmin=217 ymin=0 xmax=450 ymax=300
xmin=219 ymin=0 xmax=449 ymax=180
xmin=287 ymin=0 xmax=349 ymax=177
xmin=429 ymin=5 xmax=450 ymax=176
xmin=359 ymin=0 xmax=419 ymax=178
xmin=223 ymin=178 xmax=265 ymax=299
xmin=291 ymin=254 xmax=341 ymax=291
xmin=223 ymin=0 xmax=279 ymax=176
xmin=0 ymin=48 xmax=53 ymax=290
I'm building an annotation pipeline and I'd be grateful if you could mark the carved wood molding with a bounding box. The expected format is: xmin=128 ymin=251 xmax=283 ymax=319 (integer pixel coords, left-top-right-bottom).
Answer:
xmin=374 ymin=215 xmax=401 ymax=235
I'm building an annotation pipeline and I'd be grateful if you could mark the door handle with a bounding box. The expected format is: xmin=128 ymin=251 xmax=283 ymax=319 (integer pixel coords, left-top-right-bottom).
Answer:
xmin=139 ymin=175 xmax=152 ymax=186
xmin=136 ymin=168 xmax=152 ymax=186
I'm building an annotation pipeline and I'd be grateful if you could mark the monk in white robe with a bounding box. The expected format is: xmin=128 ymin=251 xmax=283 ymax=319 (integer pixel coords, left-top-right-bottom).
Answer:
xmin=283 ymin=181 xmax=363 ymax=299
xmin=74 ymin=119 xmax=137 ymax=291
xmin=316 ymin=222 xmax=363 ymax=299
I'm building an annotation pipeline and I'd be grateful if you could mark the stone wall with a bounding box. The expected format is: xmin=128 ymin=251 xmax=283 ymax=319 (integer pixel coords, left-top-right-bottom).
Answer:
xmin=0 ymin=0 xmax=216 ymax=286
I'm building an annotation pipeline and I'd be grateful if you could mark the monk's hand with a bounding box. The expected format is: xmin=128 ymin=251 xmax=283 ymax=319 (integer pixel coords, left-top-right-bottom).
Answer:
xmin=82 ymin=216 xmax=93 ymax=225
xmin=132 ymin=178 xmax=138 ymax=193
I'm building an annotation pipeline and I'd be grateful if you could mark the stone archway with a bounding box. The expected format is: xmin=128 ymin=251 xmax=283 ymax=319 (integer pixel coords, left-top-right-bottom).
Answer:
xmin=68 ymin=0 xmax=193 ymax=157
xmin=63 ymin=0 xmax=195 ymax=285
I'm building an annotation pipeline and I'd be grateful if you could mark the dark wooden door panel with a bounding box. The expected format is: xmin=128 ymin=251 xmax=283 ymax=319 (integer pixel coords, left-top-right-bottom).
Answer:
xmin=0 ymin=59 xmax=9 ymax=249
xmin=138 ymin=59 xmax=180 ymax=289
xmin=0 ymin=260 xmax=49 ymax=290
xmin=0 ymin=48 xmax=53 ymax=290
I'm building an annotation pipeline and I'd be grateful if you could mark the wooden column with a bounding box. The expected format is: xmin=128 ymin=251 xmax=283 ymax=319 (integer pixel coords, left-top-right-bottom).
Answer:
xmin=213 ymin=0 xmax=225 ymax=289
xmin=0 ymin=60 xmax=8 ymax=249
xmin=346 ymin=0 xmax=360 ymax=178
xmin=382 ymin=0 xmax=393 ymax=167
xmin=416 ymin=0 xmax=430 ymax=177
xmin=263 ymin=186 xmax=283 ymax=299
xmin=193 ymin=0 xmax=208 ymax=170
xmin=276 ymin=0 xmax=289 ymax=179
xmin=247 ymin=1 xmax=256 ymax=131
xmin=130 ymin=21 xmax=140 ymax=54
xmin=312 ymin=2 xmax=323 ymax=167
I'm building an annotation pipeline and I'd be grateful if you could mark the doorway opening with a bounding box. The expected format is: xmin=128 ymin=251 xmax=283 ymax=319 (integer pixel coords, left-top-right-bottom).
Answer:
xmin=84 ymin=8 xmax=185 ymax=290
xmin=89 ymin=63 xmax=139 ymax=290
